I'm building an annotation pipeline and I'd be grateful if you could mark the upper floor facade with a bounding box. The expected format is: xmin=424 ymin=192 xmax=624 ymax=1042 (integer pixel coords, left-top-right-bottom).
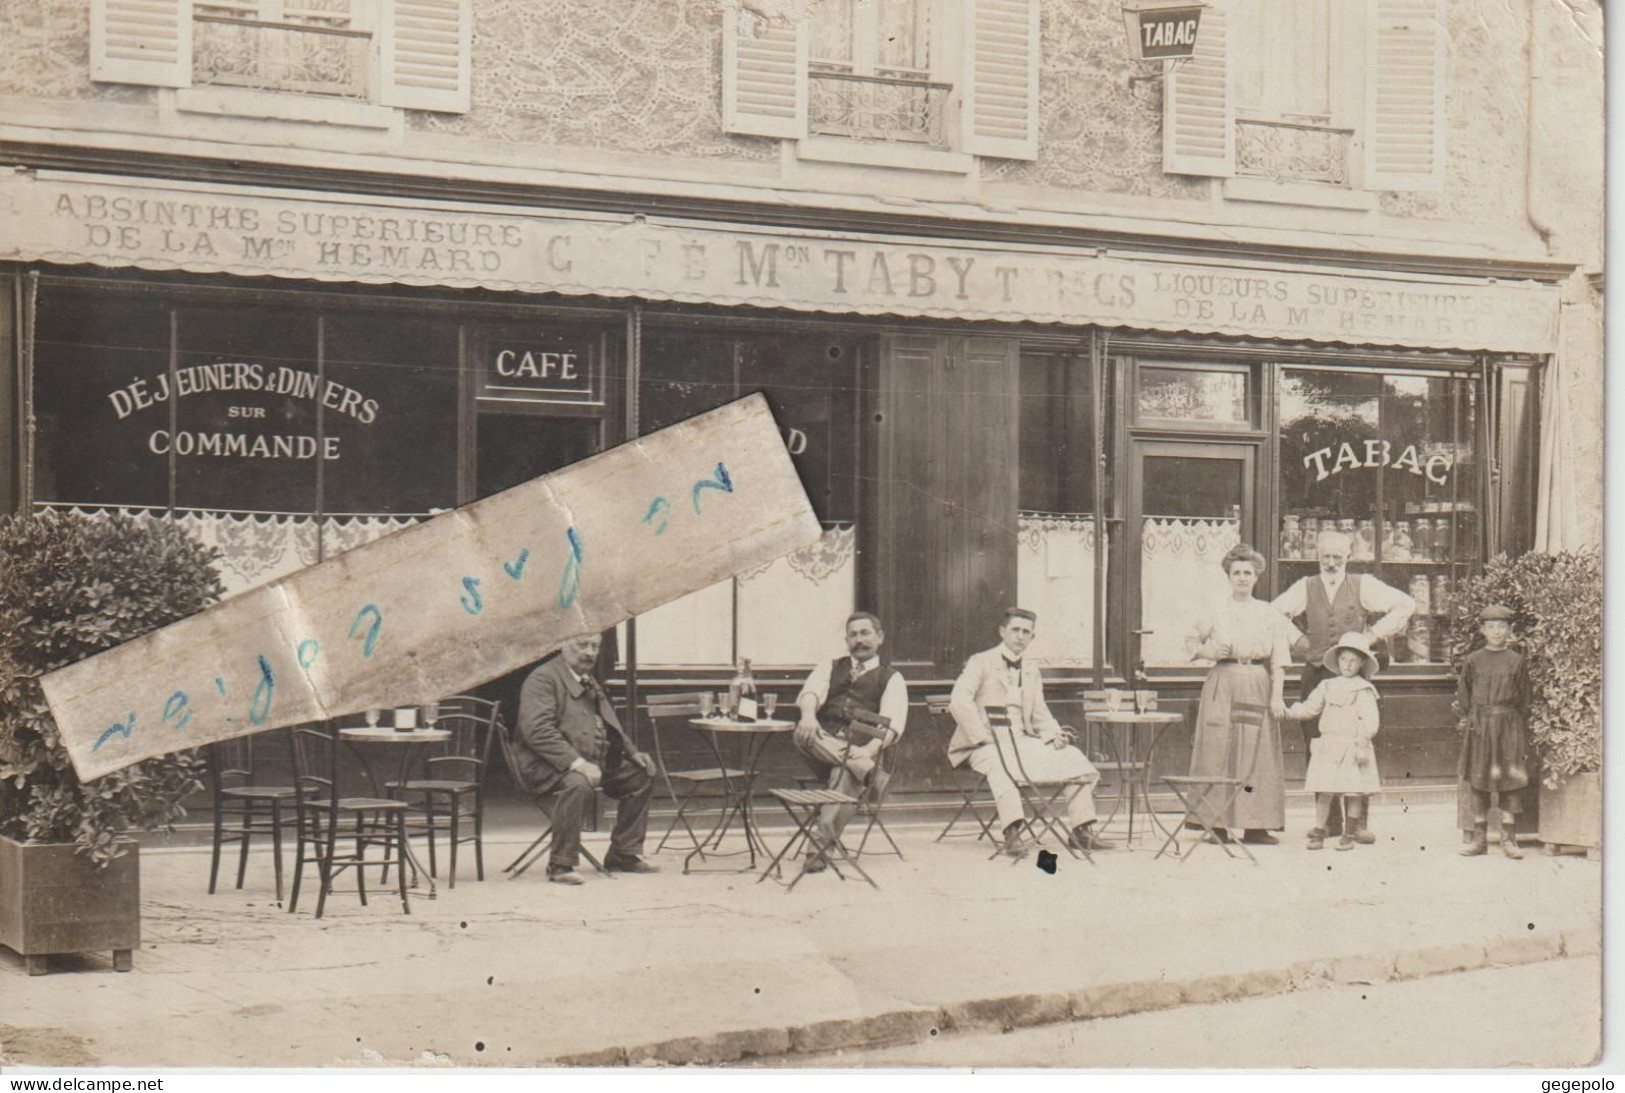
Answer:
xmin=0 ymin=0 xmax=1602 ymax=274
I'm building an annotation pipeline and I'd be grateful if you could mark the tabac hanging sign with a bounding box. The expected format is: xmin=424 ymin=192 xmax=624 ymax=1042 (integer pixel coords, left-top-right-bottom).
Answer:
xmin=1122 ymin=0 xmax=1205 ymax=60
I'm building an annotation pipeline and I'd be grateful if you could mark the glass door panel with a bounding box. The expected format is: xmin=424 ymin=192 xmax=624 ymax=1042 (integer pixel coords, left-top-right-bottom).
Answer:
xmin=1133 ymin=441 xmax=1255 ymax=667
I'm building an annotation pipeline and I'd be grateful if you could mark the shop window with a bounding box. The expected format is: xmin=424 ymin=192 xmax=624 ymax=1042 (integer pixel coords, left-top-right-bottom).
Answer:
xmin=1134 ymin=363 xmax=1251 ymax=428
xmin=1017 ymin=352 xmax=1102 ymax=668
xmin=625 ymin=329 xmax=860 ymax=668
xmin=723 ymin=0 xmax=1039 ymax=166
xmin=32 ymin=294 xmax=172 ymax=510
xmin=90 ymin=0 xmax=471 ymax=120
xmin=31 ymin=291 xmax=460 ymax=599
xmin=1277 ymin=366 xmax=1480 ymax=666
xmin=1164 ymin=0 xmax=1445 ymax=194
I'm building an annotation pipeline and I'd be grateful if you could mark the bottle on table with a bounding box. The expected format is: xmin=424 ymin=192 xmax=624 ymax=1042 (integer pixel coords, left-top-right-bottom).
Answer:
xmin=730 ymin=659 xmax=758 ymax=721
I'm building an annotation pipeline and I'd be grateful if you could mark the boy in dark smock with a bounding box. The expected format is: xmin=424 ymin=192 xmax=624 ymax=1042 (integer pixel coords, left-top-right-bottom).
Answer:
xmin=1456 ymin=604 xmax=1531 ymax=859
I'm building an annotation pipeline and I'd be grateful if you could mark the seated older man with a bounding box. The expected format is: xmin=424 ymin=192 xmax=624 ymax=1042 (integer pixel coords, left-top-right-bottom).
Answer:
xmin=511 ymin=633 xmax=659 ymax=886
xmin=792 ymin=612 xmax=909 ymax=870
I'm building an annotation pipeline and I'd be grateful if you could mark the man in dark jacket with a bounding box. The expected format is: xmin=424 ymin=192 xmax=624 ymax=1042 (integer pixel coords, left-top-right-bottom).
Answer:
xmin=513 ymin=633 xmax=658 ymax=885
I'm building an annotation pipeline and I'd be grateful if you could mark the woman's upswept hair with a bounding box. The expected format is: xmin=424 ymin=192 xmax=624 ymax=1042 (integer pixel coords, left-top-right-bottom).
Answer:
xmin=1220 ymin=543 xmax=1266 ymax=576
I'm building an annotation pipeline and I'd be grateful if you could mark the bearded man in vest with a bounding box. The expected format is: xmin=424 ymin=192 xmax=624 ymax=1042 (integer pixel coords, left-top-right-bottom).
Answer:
xmin=793 ymin=611 xmax=910 ymax=871
xmin=1271 ymin=530 xmax=1414 ymax=840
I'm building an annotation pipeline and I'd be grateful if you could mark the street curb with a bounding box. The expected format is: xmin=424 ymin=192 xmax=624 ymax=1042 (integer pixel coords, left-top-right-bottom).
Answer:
xmin=546 ymin=927 xmax=1587 ymax=1066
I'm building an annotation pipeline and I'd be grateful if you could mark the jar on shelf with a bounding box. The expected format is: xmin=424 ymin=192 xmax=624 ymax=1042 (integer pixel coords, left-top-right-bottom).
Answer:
xmin=1407 ymin=616 xmax=1433 ymax=662
xmin=1353 ymin=518 xmax=1376 ymax=561
xmin=1389 ymin=520 xmax=1413 ymax=561
xmin=1301 ymin=517 xmax=1320 ymax=558
xmin=1336 ymin=517 xmax=1356 ymax=537
xmin=1432 ymin=517 xmax=1453 ymax=562
xmin=1409 ymin=574 xmax=1432 ymax=615
xmin=1432 ymin=574 xmax=1453 ymax=616
xmin=1412 ymin=517 xmax=1433 ymax=562
xmin=1280 ymin=514 xmax=1302 ymax=561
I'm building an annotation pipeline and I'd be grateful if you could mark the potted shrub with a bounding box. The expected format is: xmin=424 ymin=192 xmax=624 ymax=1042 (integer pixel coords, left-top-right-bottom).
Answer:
xmin=1446 ymin=551 xmax=1602 ymax=855
xmin=0 ymin=512 xmax=223 ymax=973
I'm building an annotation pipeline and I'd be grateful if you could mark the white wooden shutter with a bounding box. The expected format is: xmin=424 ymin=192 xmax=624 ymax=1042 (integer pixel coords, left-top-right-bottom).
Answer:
xmin=722 ymin=9 xmax=807 ymax=138
xmin=1162 ymin=0 xmax=1233 ymax=177
xmin=1365 ymin=0 xmax=1445 ymax=190
xmin=90 ymin=0 xmax=192 ymax=88
xmin=380 ymin=0 xmax=471 ymax=114
xmin=962 ymin=0 xmax=1039 ymax=160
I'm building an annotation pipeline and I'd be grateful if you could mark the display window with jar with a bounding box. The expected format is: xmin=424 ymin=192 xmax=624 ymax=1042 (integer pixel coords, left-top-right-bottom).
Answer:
xmin=1276 ymin=366 xmax=1481 ymax=667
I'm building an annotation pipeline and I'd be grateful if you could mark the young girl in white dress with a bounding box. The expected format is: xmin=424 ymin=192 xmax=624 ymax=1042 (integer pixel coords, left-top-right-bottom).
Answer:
xmin=1282 ymin=631 xmax=1382 ymax=851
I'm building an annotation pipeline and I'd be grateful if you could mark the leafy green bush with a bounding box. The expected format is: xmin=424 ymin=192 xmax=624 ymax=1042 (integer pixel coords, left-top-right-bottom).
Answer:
xmin=0 ymin=513 xmax=224 ymax=864
xmin=1446 ymin=550 xmax=1602 ymax=788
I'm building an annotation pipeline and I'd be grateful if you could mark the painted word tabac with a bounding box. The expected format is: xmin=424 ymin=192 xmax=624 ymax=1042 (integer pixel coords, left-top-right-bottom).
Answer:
xmin=42 ymin=395 xmax=821 ymax=781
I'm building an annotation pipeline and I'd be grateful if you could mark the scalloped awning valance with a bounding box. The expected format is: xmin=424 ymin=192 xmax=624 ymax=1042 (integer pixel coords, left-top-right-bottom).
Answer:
xmin=2 ymin=168 xmax=1561 ymax=355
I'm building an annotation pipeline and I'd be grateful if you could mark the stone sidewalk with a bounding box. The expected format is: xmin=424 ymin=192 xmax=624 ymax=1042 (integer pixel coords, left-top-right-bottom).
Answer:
xmin=0 ymin=802 xmax=1601 ymax=1069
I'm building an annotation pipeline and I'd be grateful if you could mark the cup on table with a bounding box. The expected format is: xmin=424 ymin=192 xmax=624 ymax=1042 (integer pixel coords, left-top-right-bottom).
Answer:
xmin=421 ymin=700 xmax=440 ymax=727
xmin=698 ymin=692 xmax=715 ymax=718
xmin=393 ymin=707 xmax=418 ymax=732
xmin=1105 ymin=690 xmax=1125 ymax=713
xmin=1135 ymin=690 xmax=1157 ymax=714
xmin=762 ymin=693 xmax=779 ymax=720
xmin=364 ymin=709 xmax=381 ymax=728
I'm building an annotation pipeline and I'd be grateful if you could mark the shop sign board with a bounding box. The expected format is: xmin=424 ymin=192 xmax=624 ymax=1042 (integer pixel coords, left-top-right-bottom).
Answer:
xmin=1122 ymin=1 xmax=1204 ymax=61
xmin=0 ymin=171 xmax=1562 ymax=356
xmin=41 ymin=395 xmax=820 ymax=780
xmin=476 ymin=326 xmax=601 ymax=405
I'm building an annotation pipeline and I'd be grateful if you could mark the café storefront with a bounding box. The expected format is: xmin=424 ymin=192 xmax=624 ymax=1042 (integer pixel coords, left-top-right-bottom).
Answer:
xmin=1 ymin=168 xmax=1561 ymax=797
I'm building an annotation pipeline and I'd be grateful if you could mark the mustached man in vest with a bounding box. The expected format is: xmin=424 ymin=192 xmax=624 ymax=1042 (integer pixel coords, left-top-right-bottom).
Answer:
xmin=948 ymin=608 xmax=1111 ymax=857
xmin=1271 ymin=530 xmax=1413 ymax=840
xmin=793 ymin=612 xmax=909 ymax=872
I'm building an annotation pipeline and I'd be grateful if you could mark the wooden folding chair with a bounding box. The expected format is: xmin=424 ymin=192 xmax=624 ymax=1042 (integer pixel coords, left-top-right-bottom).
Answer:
xmin=985 ymin=711 xmax=1095 ymax=866
xmin=645 ymin=692 xmax=744 ymax=858
xmin=927 ymin=695 xmax=997 ymax=844
xmin=492 ymin=713 xmax=610 ymax=881
xmin=837 ymin=707 xmax=904 ymax=860
xmin=1155 ymin=701 xmax=1269 ymax=865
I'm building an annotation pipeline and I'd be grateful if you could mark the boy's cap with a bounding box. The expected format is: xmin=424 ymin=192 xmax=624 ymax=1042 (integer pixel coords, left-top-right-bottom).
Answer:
xmin=1479 ymin=604 xmax=1515 ymax=621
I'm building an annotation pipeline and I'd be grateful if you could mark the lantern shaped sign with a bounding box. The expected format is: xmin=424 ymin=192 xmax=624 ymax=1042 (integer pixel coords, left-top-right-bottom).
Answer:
xmin=1121 ymin=0 xmax=1206 ymax=61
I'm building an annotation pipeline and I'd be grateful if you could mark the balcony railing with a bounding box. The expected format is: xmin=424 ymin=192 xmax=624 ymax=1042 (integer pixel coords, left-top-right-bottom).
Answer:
xmin=193 ymin=14 xmax=372 ymax=99
xmin=808 ymin=69 xmax=953 ymax=148
xmin=1235 ymin=117 xmax=1355 ymax=187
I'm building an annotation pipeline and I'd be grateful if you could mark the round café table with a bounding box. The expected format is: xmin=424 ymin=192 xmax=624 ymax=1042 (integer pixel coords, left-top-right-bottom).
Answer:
xmin=681 ymin=717 xmax=796 ymax=873
xmin=1081 ymin=709 xmax=1184 ymax=849
xmin=339 ymin=725 xmax=452 ymax=895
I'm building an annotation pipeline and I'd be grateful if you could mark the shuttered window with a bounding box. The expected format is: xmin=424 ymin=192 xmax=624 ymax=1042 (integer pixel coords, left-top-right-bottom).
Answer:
xmin=90 ymin=0 xmax=471 ymax=115
xmin=722 ymin=0 xmax=1040 ymax=162
xmin=1165 ymin=0 xmax=1444 ymax=192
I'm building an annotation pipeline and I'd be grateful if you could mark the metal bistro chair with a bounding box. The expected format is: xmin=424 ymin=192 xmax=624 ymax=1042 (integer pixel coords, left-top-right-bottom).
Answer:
xmin=288 ymin=723 xmax=412 ymax=918
xmin=1155 ymin=700 xmax=1269 ymax=865
xmin=985 ymin=710 xmax=1095 ymax=866
xmin=645 ymin=692 xmax=745 ymax=859
xmin=493 ymin=710 xmax=611 ymax=882
xmin=839 ymin=706 xmax=905 ymax=861
xmin=927 ymin=695 xmax=998 ymax=845
xmin=207 ymin=730 xmax=302 ymax=902
xmin=386 ymin=701 xmax=499 ymax=889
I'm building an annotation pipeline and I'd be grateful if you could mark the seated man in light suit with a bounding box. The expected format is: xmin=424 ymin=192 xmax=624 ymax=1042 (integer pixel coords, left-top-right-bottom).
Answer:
xmin=948 ymin=607 xmax=1111 ymax=857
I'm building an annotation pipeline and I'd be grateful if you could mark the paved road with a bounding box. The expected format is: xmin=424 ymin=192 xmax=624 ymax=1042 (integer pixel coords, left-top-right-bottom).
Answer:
xmin=779 ymin=956 xmax=1601 ymax=1070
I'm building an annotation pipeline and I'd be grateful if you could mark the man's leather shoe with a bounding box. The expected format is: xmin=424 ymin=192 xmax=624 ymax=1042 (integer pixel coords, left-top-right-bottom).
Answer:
xmin=1069 ymin=825 xmax=1117 ymax=852
xmin=1241 ymin=829 xmax=1280 ymax=846
xmin=546 ymin=867 xmax=585 ymax=886
xmin=802 ymin=856 xmax=829 ymax=874
xmin=604 ymin=854 xmax=660 ymax=874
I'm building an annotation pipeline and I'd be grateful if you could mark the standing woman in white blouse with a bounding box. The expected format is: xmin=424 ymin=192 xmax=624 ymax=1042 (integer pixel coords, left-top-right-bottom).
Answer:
xmin=1183 ymin=544 xmax=1301 ymax=844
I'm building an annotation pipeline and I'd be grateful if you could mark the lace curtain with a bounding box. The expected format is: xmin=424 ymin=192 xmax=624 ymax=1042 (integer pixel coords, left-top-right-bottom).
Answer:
xmin=1015 ymin=514 xmax=1103 ymax=666
xmin=620 ymin=524 xmax=857 ymax=667
xmin=1139 ymin=517 xmax=1240 ymax=666
xmin=35 ymin=506 xmax=421 ymax=600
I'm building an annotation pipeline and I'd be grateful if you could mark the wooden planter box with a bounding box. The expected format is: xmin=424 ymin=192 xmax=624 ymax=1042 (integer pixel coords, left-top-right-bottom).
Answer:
xmin=0 ymin=835 xmax=139 ymax=974
xmin=1539 ymin=772 xmax=1602 ymax=857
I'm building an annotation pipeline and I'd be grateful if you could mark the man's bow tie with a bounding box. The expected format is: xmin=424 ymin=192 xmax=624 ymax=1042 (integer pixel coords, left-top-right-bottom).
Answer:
xmin=1003 ymin=657 xmax=1023 ymax=672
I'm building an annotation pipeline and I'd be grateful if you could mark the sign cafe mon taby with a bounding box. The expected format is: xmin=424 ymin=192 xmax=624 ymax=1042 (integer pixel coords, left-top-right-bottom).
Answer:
xmin=3 ymin=171 xmax=1561 ymax=356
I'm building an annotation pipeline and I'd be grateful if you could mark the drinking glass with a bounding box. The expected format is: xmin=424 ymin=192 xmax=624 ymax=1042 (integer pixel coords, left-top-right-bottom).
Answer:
xmin=762 ymin=693 xmax=779 ymax=720
xmin=698 ymin=692 xmax=715 ymax=719
xmin=422 ymin=700 xmax=440 ymax=728
xmin=364 ymin=709 xmax=380 ymax=728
